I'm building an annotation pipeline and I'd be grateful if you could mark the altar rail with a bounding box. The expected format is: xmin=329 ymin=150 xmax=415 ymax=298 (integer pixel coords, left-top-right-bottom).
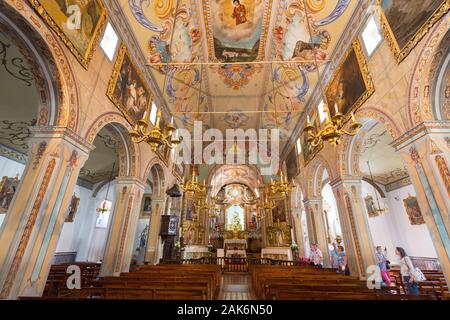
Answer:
xmin=159 ymin=257 xmax=310 ymax=272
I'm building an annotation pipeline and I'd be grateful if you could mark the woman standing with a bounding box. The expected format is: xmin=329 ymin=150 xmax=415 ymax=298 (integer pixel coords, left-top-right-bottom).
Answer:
xmin=337 ymin=246 xmax=350 ymax=276
xmin=375 ymin=246 xmax=391 ymax=286
xmin=395 ymin=247 xmax=419 ymax=295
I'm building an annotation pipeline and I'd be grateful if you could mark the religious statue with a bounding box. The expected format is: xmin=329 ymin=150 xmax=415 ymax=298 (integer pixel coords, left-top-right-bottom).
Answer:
xmin=231 ymin=0 xmax=247 ymax=25
xmin=0 ymin=174 xmax=19 ymax=212
xmin=65 ymin=193 xmax=80 ymax=222
xmin=139 ymin=224 xmax=149 ymax=248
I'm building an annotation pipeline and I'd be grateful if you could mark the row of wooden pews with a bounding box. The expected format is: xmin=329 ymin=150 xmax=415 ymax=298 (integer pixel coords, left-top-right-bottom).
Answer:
xmin=44 ymin=263 xmax=101 ymax=297
xmin=39 ymin=264 xmax=221 ymax=300
xmin=390 ymin=267 xmax=449 ymax=299
xmin=251 ymin=265 xmax=438 ymax=300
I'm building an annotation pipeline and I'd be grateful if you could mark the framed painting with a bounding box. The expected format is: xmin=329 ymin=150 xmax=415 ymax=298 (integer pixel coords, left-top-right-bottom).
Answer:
xmin=272 ymin=197 xmax=287 ymax=223
xmin=140 ymin=194 xmax=152 ymax=218
xmin=364 ymin=194 xmax=380 ymax=218
xmin=403 ymin=195 xmax=425 ymax=225
xmin=28 ymin=0 xmax=107 ymax=68
xmin=302 ymin=110 xmax=323 ymax=165
xmin=376 ymin=0 xmax=450 ymax=63
xmin=285 ymin=144 xmax=299 ymax=182
xmin=325 ymin=40 xmax=375 ymax=122
xmin=107 ymin=44 xmax=152 ymax=126
xmin=184 ymin=197 xmax=195 ymax=221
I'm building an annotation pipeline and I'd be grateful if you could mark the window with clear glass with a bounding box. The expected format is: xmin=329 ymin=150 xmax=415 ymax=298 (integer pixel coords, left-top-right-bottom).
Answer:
xmin=100 ymin=22 xmax=119 ymax=61
xmin=318 ymin=100 xmax=327 ymax=123
xmin=149 ymin=102 xmax=158 ymax=125
xmin=361 ymin=16 xmax=383 ymax=57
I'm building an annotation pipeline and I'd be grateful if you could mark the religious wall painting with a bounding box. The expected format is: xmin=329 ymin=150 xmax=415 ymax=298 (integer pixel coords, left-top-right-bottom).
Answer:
xmin=185 ymin=197 xmax=195 ymax=221
xmin=203 ymin=0 xmax=273 ymax=62
xmin=286 ymin=145 xmax=300 ymax=182
xmin=107 ymin=44 xmax=152 ymax=126
xmin=266 ymin=225 xmax=291 ymax=247
xmin=214 ymin=64 xmax=262 ymax=90
xmin=28 ymin=0 xmax=107 ymax=68
xmin=140 ymin=194 xmax=152 ymax=218
xmin=403 ymin=195 xmax=425 ymax=225
xmin=65 ymin=193 xmax=80 ymax=222
xmin=272 ymin=197 xmax=287 ymax=223
xmin=377 ymin=0 xmax=450 ymax=62
xmin=302 ymin=110 xmax=323 ymax=165
xmin=0 ymin=174 xmax=20 ymax=213
xmin=364 ymin=194 xmax=380 ymax=218
xmin=325 ymin=40 xmax=374 ymax=122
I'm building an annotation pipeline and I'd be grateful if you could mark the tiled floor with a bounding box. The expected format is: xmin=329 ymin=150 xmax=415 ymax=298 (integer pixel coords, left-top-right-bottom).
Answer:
xmin=218 ymin=273 xmax=253 ymax=300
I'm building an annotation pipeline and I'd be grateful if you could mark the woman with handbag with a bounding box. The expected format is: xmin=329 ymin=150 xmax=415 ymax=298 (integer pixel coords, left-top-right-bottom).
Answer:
xmin=395 ymin=247 xmax=420 ymax=295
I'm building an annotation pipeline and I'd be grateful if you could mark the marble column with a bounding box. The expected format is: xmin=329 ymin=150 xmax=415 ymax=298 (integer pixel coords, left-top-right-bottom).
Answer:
xmin=303 ymin=198 xmax=330 ymax=266
xmin=144 ymin=197 xmax=166 ymax=264
xmin=331 ymin=178 xmax=376 ymax=278
xmin=0 ymin=127 xmax=93 ymax=299
xmin=392 ymin=125 xmax=450 ymax=284
xmin=99 ymin=177 xmax=145 ymax=276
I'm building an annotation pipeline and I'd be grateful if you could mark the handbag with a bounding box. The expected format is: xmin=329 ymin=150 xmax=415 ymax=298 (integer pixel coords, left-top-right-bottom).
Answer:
xmin=411 ymin=267 xmax=426 ymax=282
xmin=385 ymin=260 xmax=391 ymax=270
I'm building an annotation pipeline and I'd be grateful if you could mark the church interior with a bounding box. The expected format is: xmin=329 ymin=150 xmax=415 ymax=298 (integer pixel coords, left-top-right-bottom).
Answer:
xmin=0 ymin=0 xmax=449 ymax=302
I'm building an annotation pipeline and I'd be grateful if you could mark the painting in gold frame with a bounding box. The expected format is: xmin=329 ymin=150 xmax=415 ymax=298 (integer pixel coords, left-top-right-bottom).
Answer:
xmin=28 ymin=0 xmax=107 ymax=68
xmin=403 ymin=195 xmax=425 ymax=225
xmin=376 ymin=0 xmax=450 ymax=63
xmin=107 ymin=44 xmax=152 ymax=126
xmin=325 ymin=40 xmax=374 ymax=122
xmin=302 ymin=110 xmax=323 ymax=166
xmin=285 ymin=144 xmax=299 ymax=182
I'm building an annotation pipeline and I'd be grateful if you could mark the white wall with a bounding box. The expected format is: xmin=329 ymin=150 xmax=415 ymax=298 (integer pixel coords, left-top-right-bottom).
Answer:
xmin=322 ymin=183 xmax=342 ymax=242
xmin=0 ymin=155 xmax=25 ymax=178
xmin=361 ymin=181 xmax=437 ymax=260
xmin=55 ymin=182 xmax=117 ymax=263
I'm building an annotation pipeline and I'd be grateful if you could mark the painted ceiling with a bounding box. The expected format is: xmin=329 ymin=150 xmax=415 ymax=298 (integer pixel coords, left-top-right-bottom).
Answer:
xmin=0 ymin=31 xmax=38 ymax=155
xmin=78 ymin=126 xmax=120 ymax=187
xmin=359 ymin=122 xmax=409 ymax=186
xmin=117 ymin=0 xmax=359 ymax=152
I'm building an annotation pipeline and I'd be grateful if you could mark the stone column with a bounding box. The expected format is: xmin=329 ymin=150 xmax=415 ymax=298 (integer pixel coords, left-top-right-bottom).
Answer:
xmin=291 ymin=206 xmax=305 ymax=257
xmin=331 ymin=178 xmax=376 ymax=278
xmin=99 ymin=177 xmax=145 ymax=276
xmin=393 ymin=126 xmax=450 ymax=284
xmin=0 ymin=127 xmax=93 ymax=299
xmin=145 ymin=197 xmax=166 ymax=264
xmin=303 ymin=198 xmax=330 ymax=266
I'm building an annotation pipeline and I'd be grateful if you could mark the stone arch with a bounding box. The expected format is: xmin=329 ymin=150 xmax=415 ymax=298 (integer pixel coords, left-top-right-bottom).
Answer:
xmin=407 ymin=13 xmax=449 ymax=127
xmin=142 ymin=156 xmax=168 ymax=197
xmin=85 ymin=112 xmax=139 ymax=177
xmin=306 ymin=154 xmax=334 ymax=199
xmin=0 ymin=0 xmax=80 ymax=130
xmin=338 ymin=106 xmax=403 ymax=177
xmin=206 ymin=164 xmax=263 ymax=196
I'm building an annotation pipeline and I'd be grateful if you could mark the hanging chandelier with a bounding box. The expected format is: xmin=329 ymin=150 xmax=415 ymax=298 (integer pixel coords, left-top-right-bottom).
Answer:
xmin=97 ymin=162 xmax=115 ymax=213
xmin=129 ymin=110 xmax=182 ymax=152
xmin=180 ymin=167 xmax=206 ymax=196
xmin=366 ymin=160 xmax=386 ymax=215
xmin=267 ymin=171 xmax=294 ymax=196
xmin=303 ymin=105 xmax=362 ymax=147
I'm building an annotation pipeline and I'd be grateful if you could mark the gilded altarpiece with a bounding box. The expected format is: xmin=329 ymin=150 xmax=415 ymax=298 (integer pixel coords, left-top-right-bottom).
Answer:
xmin=265 ymin=193 xmax=292 ymax=248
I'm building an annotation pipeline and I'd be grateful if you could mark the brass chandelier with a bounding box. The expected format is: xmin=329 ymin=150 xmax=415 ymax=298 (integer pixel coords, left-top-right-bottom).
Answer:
xmin=129 ymin=110 xmax=181 ymax=152
xmin=180 ymin=167 xmax=206 ymax=196
xmin=303 ymin=105 xmax=362 ymax=147
xmin=267 ymin=171 xmax=294 ymax=196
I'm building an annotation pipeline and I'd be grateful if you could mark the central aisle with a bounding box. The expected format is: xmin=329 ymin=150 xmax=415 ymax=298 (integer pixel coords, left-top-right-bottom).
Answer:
xmin=218 ymin=274 xmax=253 ymax=300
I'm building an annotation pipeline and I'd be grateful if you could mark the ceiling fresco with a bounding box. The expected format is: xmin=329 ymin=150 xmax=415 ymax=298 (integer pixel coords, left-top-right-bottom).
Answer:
xmin=115 ymin=0 xmax=360 ymax=151
xmin=359 ymin=122 xmax=410 ymax=186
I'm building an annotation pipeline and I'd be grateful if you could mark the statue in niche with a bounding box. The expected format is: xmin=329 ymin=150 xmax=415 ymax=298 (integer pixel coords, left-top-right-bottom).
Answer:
xmin=139 ymin=224 xmax=149 ymax=249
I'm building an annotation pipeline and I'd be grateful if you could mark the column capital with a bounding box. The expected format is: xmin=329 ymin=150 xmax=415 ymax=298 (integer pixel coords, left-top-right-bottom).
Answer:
xmin=391 ymin=121 xmax=450 ymax=151
xmin=329 ymin=177 xmax=363 ymax=189
xmin=303 ymin=198 xmax=322 ymax=206
xmin=114 ymin=176 xmax=146 ymax=191
xmin=29 ymin=126 xmax=95 ymax=155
